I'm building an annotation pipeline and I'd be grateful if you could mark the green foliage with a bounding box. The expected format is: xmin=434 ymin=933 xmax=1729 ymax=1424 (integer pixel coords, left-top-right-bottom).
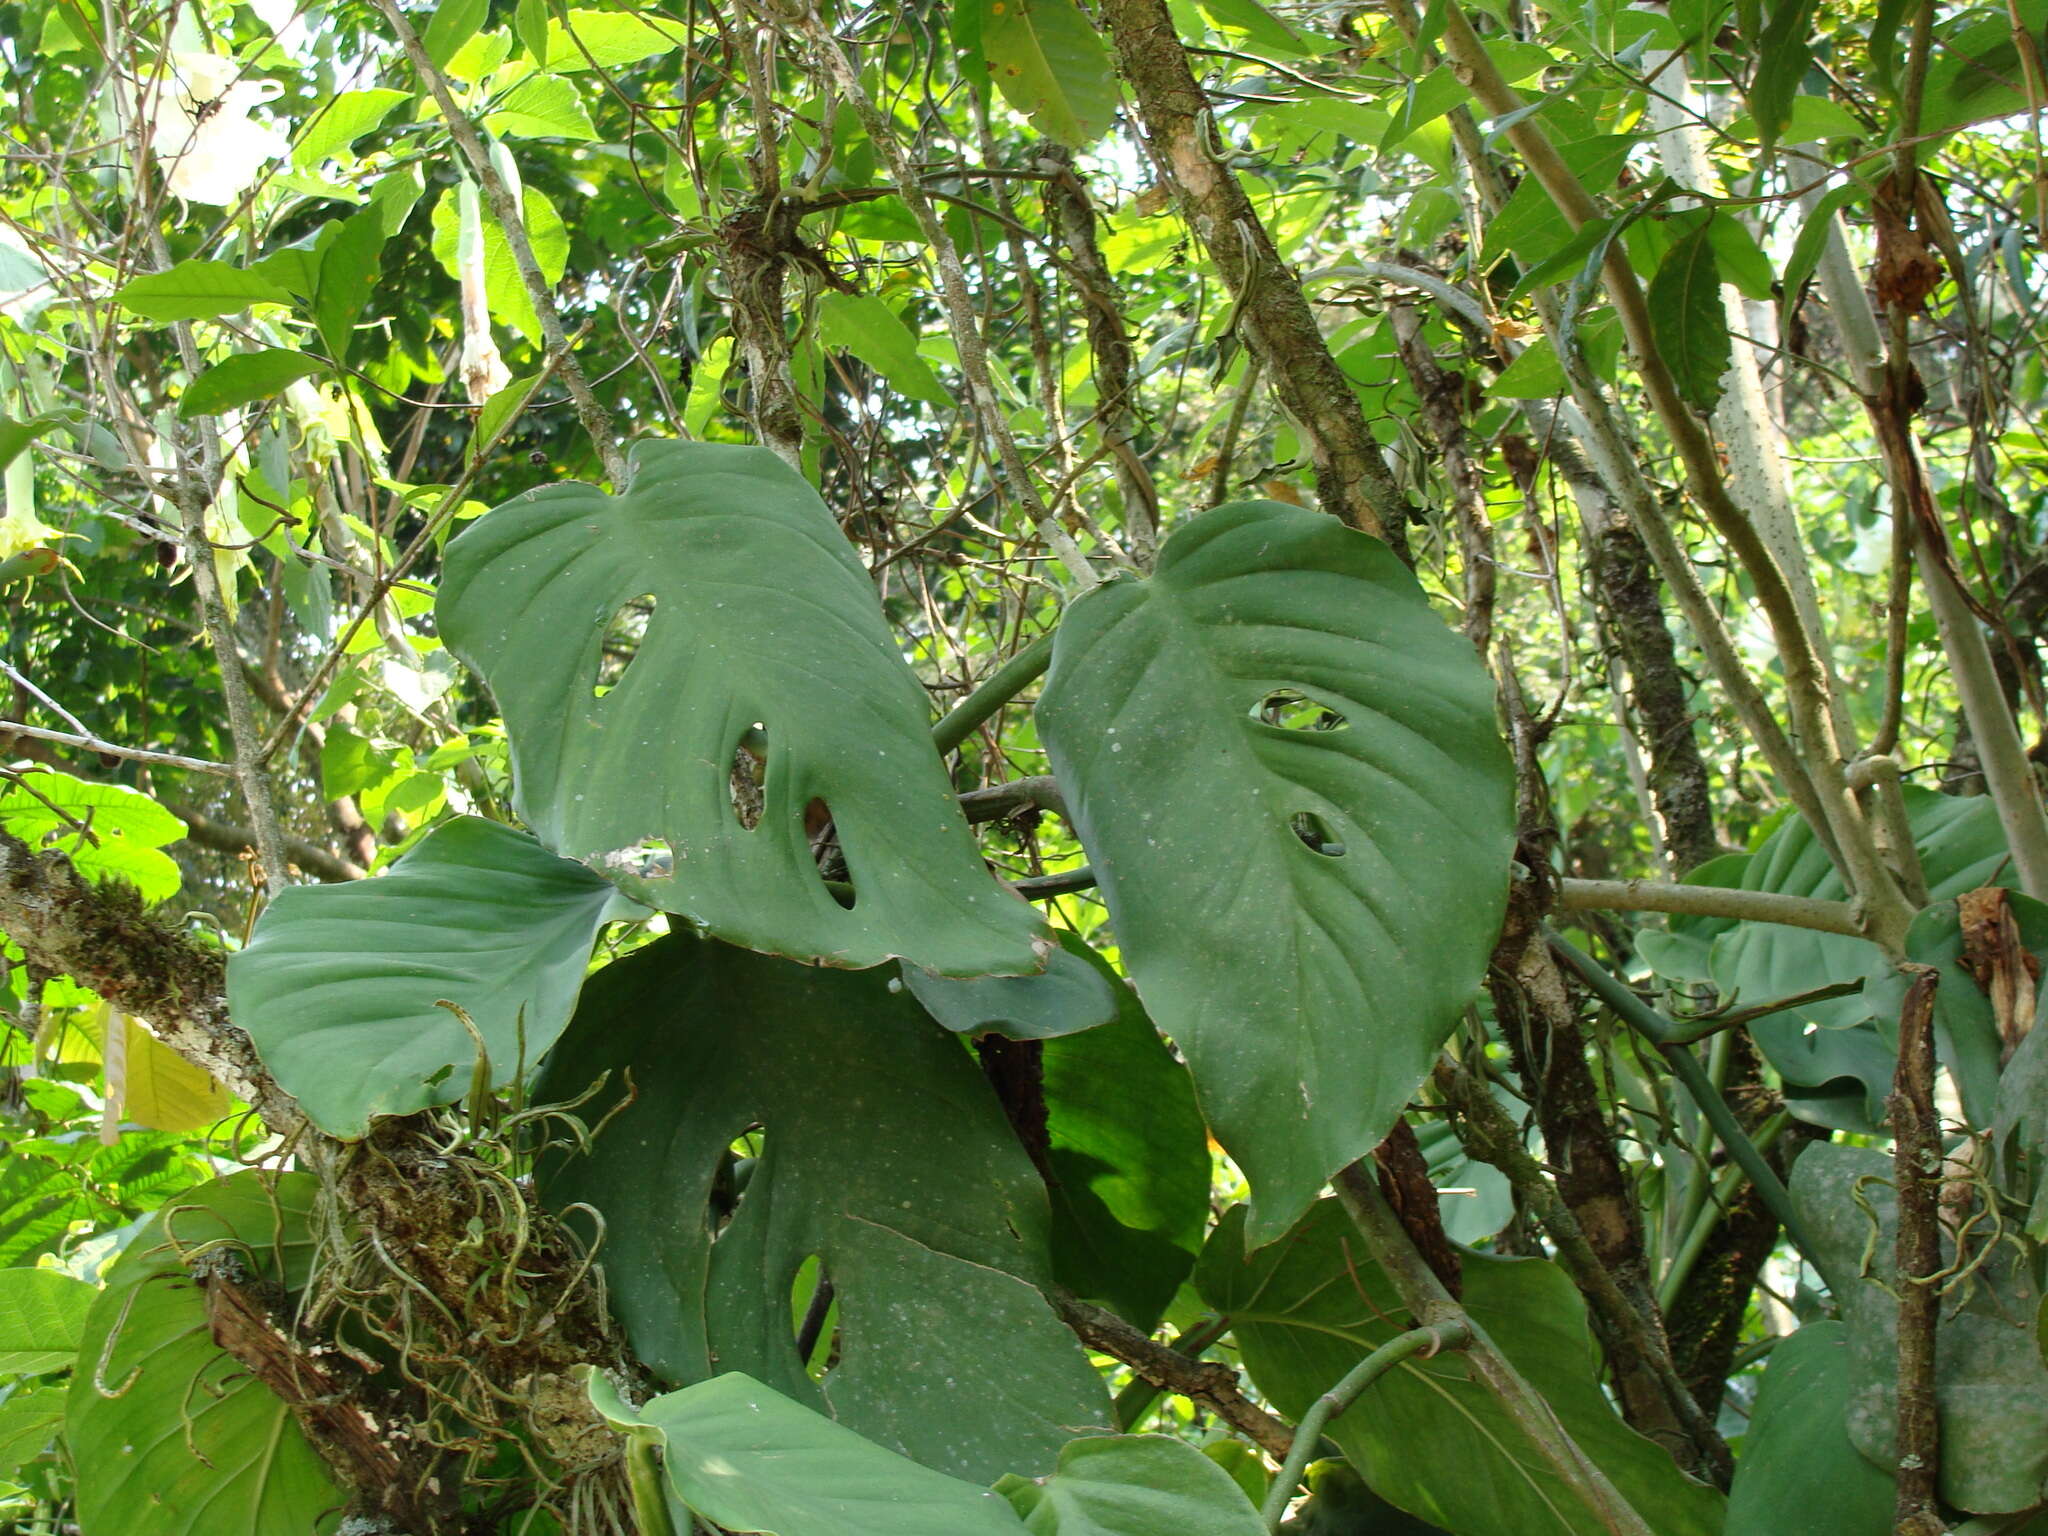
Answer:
xmin=1037 ymin=501 xmax=1514 ymax=1242
xmin=974 ymin=0 xmax=1121 ymax=146
xmin=995 ymin=1434 xmax=1268 ymax=1533
xmin=438 ymin=439 xmax=1050 ymax=977
xmin=228 ymin=816 xmax=623 ymax=1135
xmin=1723 ymin=1323 xmax=1896 ymax=1536
xmin=1198 ymin=1202 xmax=1725 ymax=1536
xmin=64 ymin=1172 xmax=340 ymax=1536
xmin=535 ymin=932 xmax=1110 ymax=1481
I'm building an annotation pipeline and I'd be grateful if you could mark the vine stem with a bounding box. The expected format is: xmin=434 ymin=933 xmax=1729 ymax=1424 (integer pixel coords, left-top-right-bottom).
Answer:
xmin=1544 ymin=931 xmax=1849 ymax=1298
xmin=373 ymin=0 xmax=629 ymax=490
xmin=1888 ymin=965 xmax=1946 ymax=1535
xmin=931 ymin=630 xmax=1057 ymax=756
xmin=1330 ymin=1165 xmax=1658 ymax=1536
xmin=1259 ymin=1319 xmax=1472 ymax=1530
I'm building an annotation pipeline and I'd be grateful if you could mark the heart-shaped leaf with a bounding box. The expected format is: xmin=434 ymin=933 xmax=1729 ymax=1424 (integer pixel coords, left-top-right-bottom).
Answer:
xmin=590 ymin=1370 xmax=1030 ymax=1536
xmin=66 ymin=1172 xmax=339 ymax=1536
xmin=1036 ymin=502 xmax=1514 ymax=1243
xmin=535 ymin=933 xmax=1109 ymax=1481
xmin=439 ymin=439 xmax=1048 ymax=978
xmin=1197 ymin=1201 xmax=1724 ymax=1536
xmin=229 ymin=816 xmax=621 ymax=1137
xmin=0 ymin=1269 xmax=94 ymax=1374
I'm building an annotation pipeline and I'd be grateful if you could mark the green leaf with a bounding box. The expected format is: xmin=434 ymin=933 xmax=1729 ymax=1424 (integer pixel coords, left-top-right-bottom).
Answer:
xmin=427 ymin=182 xmax=570 ymax=344
xmin=535 ymin=933 xmax=1110 ymax=1481
xmin=1035 ymin=502 xmax=1513 ymax=1243
xmin=995 ymin=1435 xmax=1266 ymax=1533
xmin=1486 ymin=336 xmax=1567 ymax=398
xmin=176 ymin=349 xmax=327 ymax=419
xmin=1197 ymin=1201 xmax=1725 ymax=1536
xmin=1749 ymin=0 xmax=1820 ymax=148
xmin=541 ymin=9 xmax=686 ymax=69
xmin=1704 ymin=211 xmax=1775 ymax=301
xmin=0 ymin=411 xmax=76 ymax=474
xmin=472 ymin=373 xmax=539 ymax=463
xmin=438 ymin=439 xmax=1049 ymax=977
xmin=515 ymin=0 xmax=550 ymax=63
xmin=1699 ymin=788 xmax=2014 ymax=1130
xmin=0 ymin=1269 xmax=94 ymax=1374
xmin=980 ymin=0 xmax=1121 ymax=147
xmin=65 ymin=1172 xmax=341 ymax=1536
xmin=0 ymin=1385 xmax=64 ymax=1483
xmin=1994 ymin=1017 xmax=2048 ymax=1242
xmin=484 ymin=74 xmax=601 ymax=140
xmin=1724 ymin=1322 xmax=1895 ymax=1536
xmin=588 ymin=1370 xmax=1030 ymax=1535
xmin=422 ymin=0 xmax=489 ymax=69
xmin=1381 ymin=67 xmax=1469 ymax=151
xmin=228 ymin=817 xmax=619 ymax=1138
xmin=313 ymin=211 xmax=388 ymax=363
xmin=113 ymin=261 xmax=294 ymax=322
xmin=294 ymin=87 xmax=411 ymax=166
xmin=1032 ymin=936 xmax=1209 ymax=1329
xmin=1646 ymin=224 xmax=1729 ymax=414
xmin=901 ymin=929 xmax=1118 ymax=1040
xmin=1783 ymin=183 xmax=1864 ymax=300
xmin=816 ymin=293 xmax=953 ymax=409
xmin=1791 ymin=1143 xmax=2048 ymax=1514
xmin=1198 ymin=0 xmax=1313 ymax=56
xmin=0 ymin=771 xmax=184 ymax=904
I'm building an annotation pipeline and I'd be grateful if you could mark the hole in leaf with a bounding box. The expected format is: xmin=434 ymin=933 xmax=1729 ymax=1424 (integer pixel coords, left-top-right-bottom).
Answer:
xmin=790 ymin=1254 xmax=839 ymax=1381
xmin=707 ymin=1127 xmax=764 ymax=1241
xmin=1251 ymin=689 xmax=1349 ymax=732
xmin=593 ymin=594 xmax=657 ymax=698
xmin=1290 ymin=811 xmax=1346 ymax=857
xmin=596 ymin=839 xmax=673 ymax=882
xmin=730 ymin=723 xmax=767 ymax=830
xmin=806 ymin=799 xmax=854 ymax=907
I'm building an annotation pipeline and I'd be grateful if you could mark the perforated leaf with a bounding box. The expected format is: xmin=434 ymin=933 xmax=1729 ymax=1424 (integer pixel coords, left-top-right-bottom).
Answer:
xmin=439 ymin=440 xmax=1048 ymax=978
xmin=535 ymin=933 xmax=1109 ymax=1482
xmin=1036 ymin=502 xmax=1513 ymax=1243
xmin=229 ymin=817 xmax=620 ymax=1137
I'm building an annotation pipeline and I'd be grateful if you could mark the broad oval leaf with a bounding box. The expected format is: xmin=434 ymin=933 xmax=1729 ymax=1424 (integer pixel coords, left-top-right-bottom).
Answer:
xmin=438 ymin=439 xmax=1049 ymax=977
xmin=977 ymin=0 xmax=1120 ymax=147
xmin=1724 ymin=1322 xmax=1895 ymax=1536
xmin=535 ymin=933 xmax=1110 ymax=1481
xmin=228 ymin=816 xmax=621 ymax=1137
xmin=1197 ymin=1201 xmax=1724 ymax=1536
xmin=1792 ymin=1143 xmax=2048 ymax=1515
xmin=112 ymin=260 xmax=293 ymax=322
xmin=1035 ymin=501 xmax=1513 ymax=1243
xmin=994 ymin=1434 xmax=1266 ymax=1534
xmin=65 ymin=1172 xmax=340 ymax=1536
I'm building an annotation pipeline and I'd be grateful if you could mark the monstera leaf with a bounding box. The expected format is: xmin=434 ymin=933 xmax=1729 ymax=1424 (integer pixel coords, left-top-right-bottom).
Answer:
xmin=66 ymin=1172 xmax=340 ymax=1536
xmin=535 ymin=933 xmax=1109 ymax=1482
xmin=438 ymin=439 xmax=1048 ymax=977
xmin=1197 ymin=1201 xmax=1724 ymax=1536
xmin=229 ymin=817 xmax=623 ymax=1137
xmin=1036 ymin=502 xmax=1514 ymax=1243
xmin=1791 ymin=1143 xmax=2048 ymax=1514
